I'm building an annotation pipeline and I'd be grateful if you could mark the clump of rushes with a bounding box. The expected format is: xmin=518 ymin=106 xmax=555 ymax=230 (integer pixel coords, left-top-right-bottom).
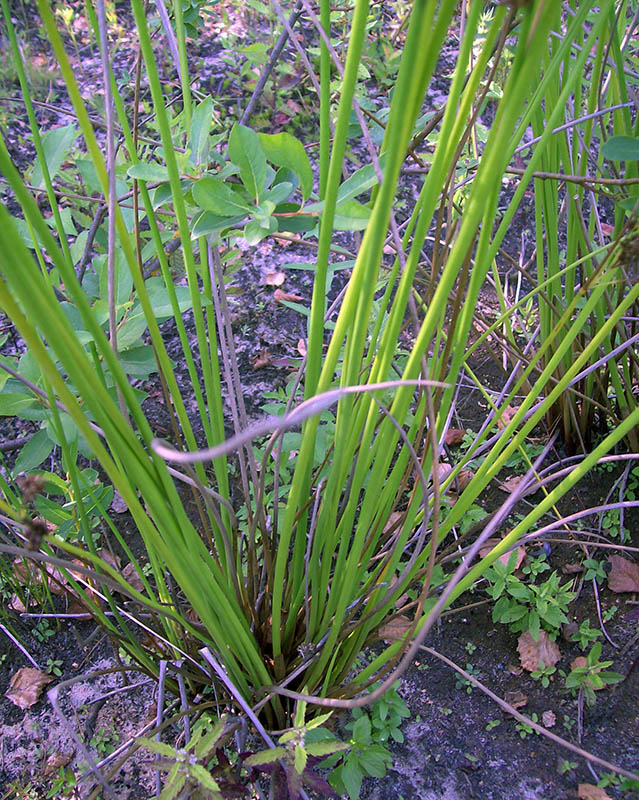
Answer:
xmin=0 ymin=0 xmax=636 ymax=744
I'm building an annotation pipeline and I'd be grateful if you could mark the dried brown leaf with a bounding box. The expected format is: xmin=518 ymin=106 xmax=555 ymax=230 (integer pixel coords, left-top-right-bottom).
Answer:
xmin=499 ymin=475 xmax=540 ymax=497
xmin=5 ymin=668 xmax=55 ymax=710
xmin=578 ymin=785 xmax=612 ymax=800
xmin=379 ymin=615 xmax=413 ymax=643
xmin=122 ymin=562 xmax=145 ymax=594
xmin=541 ymin=710 xmax=556 ymax=728
xmin=273 ymin=288 xmax=303 ymax=303
xmin=251 ymin=350 xmax=272 ymax=370
xmin=264 ymin=270 xmax=286 ymax=286
xmin=296 ymin=338 xmax=307 ymax=357
xmin=444 ymin=428 xmax=466 ymax=446
xmin=111 ymin=489 xmax=128 ymax=514
xmin=608 ymin=555 xmax=639 ymax=593
xmin=517 ymin=630 xmax=561 ymax=672
xmin=504 ymin=690 xmax=528 ymax=709
xmin=44 ymin=751 xmax=72 ymax=775
xmin=562 ymin=563 xmax=583 ymax=575
xmin=496 ymin=405 xmax=519 ymax=429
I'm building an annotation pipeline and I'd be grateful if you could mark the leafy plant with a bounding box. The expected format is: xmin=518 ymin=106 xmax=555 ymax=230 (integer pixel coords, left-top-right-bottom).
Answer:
xmin=530 ymin=662 xmax=556 ymax=688
xmin=564 ymin=643 xmax=623 ymax=707
xmin=515 ymin=713 xmax=539 ymax=739
xmin=45 ymin=657 xmax=63 ymax=677
xmin=485 ymin=552 xmax=575 ymax=640
xmin=569 ymin=619 xmax=602 ymax=651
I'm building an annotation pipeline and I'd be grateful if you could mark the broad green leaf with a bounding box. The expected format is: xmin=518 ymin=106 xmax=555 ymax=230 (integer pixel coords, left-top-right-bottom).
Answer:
xmin=274 ymin=204 xmax=316 ymax=233
xmin=190 ymin=210 xmax=245 ymax=238
xmin=263 ymin=182 xmax=294 ymax=207
xmin=119 ymin=345 xmax=159 ymax=376
xmin=0 ymin=394 xmax=37 ymax=415
xmin=305 ymin=741 xmax=350 ymax=757
xmin=243 ymin=746 xmax=287 ymax=766
xmin=189 ymin=96 xmax=213 ymax=167
xmin=259 ymin=132 xmax=313 ymax=200
xmin=601 ymin=136 xmax=639 ymax=161
xmin=229 ymin=123 xmax=267 ymax=200
xmin=294 ymin=745 xmax=307 ymax=775
xmin=244 ymin=217 xmax=277 ymax=245
xmin=31 ymin=124 xmax=78 ymax=188
xmin=333 ymin=200 xmax=371 ymax=231
xmin=136 ymin=737 xmax=178 ymax=758
xmin=189 ymin=764 xmax=221 ymax=791
xmin=97 ymin=250 xmax=133 ymax=308
xmin=341 ymin=759 xmax=364 ymax=800
xmin=13 ymin=429 xmax=55 ymax=474
xmin=127 ymin=163 xmax=171 ymax=182
xmin=192 ymin=177 xmax=251 ymax=216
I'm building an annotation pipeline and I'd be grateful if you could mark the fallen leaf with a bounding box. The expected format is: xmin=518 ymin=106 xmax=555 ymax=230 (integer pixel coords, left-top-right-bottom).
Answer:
xmin=273 ymin=288 xmax=303 ymax=303
xmin=600 ymin=223 xmax=615 ymax=237
xmin=379 ymin=615 xmax=413 ymax=643
xmin=251 ymin=350 xmax=272 ymax=370
xmin=541 ymin=710 xmax=556 ymax=728
xmin=455 ymin=469 xmax=475 ymax=491
xmin=5 ymin=668 xmax=55 ymax=710
xmin=44 ymin=752 xmax=72 ymax=775
xmin=111 ymin=489 xmax=128 ymax=514
xmin=444 ymin=428 xmax=467 ymax=446
xmin=436 ymin=463 xmax=453 ymax=483
xmin=517 ymin=630 xmax=561 ymax=672
xmin=504 ymin=690 xmax=528 ymax=709
xmin=562 ymin=563 xmax=583 ymax=575
xmin=122 ymin=562 xmax=145 ymax=594
xmin=499 ymin=475 xmax=540 ymax=497
xmin=578 ymin=784 xmax=612 ymax=800
xmin=296 ymin=338 xmax=307 ymax=357
xmin=264 ymin=270 xmax=285 ymax=286
xmin=496 ymin=405 xmax=519 ymax=429
xmin=383 ymin=511 xmax=404 ymax=534
xmin=479 ymin=539 xmax=526 ymax=570
xmin=608 ymin=555 xmax=639 ymax=593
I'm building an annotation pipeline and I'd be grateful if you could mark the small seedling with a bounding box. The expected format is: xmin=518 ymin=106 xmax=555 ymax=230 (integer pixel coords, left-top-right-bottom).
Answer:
xmin=564 ymin=643 xmax=623 ymax=706
xmin=569 ymin=619 xmax=602 ymax=651
xmin=530 ymin=662 xmax=556 ymax=688
xmin=582 ymin=558 xmax=606 ymax=584
xmin=455 ymin=664 xmax=480 ymax=694
xmin=45 ymin=657 xmax=63 ymax=677
xmin=485 ymin=719 xmax=500 ymax=731
xmin=602 ymin=605 xmax=617 ymax=622
xmin=464 ymin=641 xmax=477 ymax=655
xmin=515 ymin=713 xmax=539 ymax=739
xmin=558 ymin=760 xmax=578 ymax=774
xmin=33 ymin=619 xmax=55 ymax=644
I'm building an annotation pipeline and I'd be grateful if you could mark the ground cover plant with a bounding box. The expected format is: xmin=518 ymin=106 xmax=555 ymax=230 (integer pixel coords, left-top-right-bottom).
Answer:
xmin=1 ymin=0 xmax=639 ymax=797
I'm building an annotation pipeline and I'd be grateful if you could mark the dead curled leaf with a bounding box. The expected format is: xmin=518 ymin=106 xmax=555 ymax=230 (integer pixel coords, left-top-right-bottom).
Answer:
xmin=541 ymin=710 xmax=556 ymax=728
xmin=273 ymin=288 xmax=303 ymax=303
xmin=517 ymin=630 xmax=561 ymax=672
xmin=5 ymin=667 xmax=55 ymax=710
xmin=607 ymin=555 xmax=639 ymax=593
